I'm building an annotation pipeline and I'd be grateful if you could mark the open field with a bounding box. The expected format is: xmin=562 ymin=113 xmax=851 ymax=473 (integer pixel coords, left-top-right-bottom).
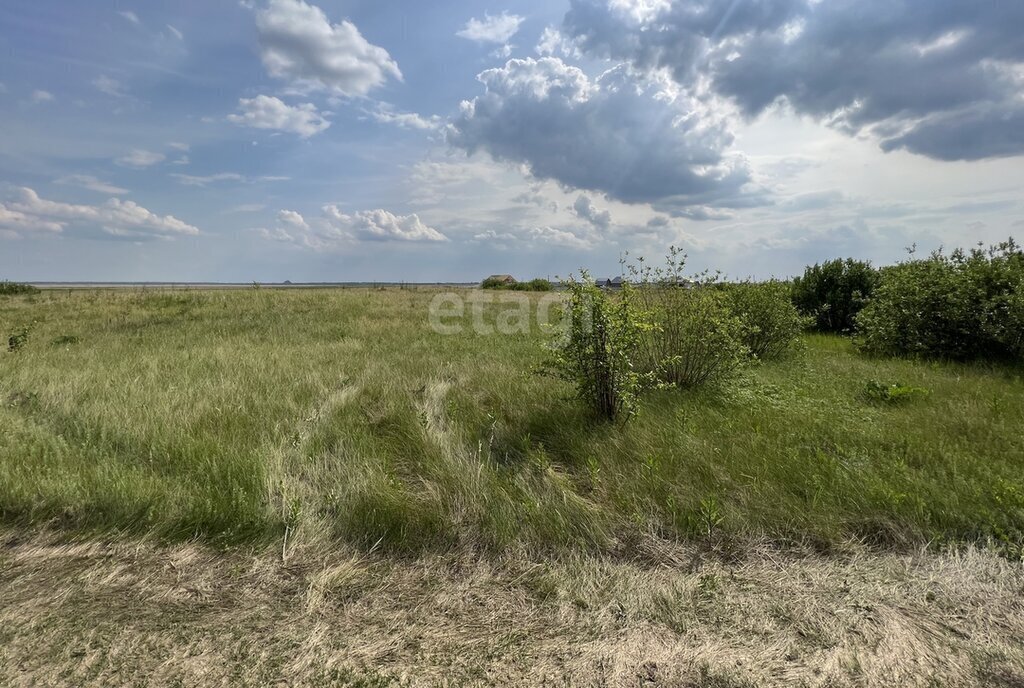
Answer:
xmin=2 ymin=287 xmax=1024 ymax=686
xmin=2 ymin=287 xmax=1023 ymax=552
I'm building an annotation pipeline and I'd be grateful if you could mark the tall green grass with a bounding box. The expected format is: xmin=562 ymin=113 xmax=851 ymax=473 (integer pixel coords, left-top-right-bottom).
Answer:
xmin=1 ymin=288 xmax=1022 ymax=552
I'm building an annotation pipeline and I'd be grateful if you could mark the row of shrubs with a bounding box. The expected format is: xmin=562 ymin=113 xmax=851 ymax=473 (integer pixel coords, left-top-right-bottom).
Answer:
xmin=481 ymin=277 xmax=554 ymax=291
xmin=792 ymin=239 xmax=1024 ymax=360
xmin=0 ymin=281 xmax=39 ymax=296
xmin=547 ymin=249 xmax=805 ymax=420
xmin=550 ymin=239 xmax=1023 ymax=420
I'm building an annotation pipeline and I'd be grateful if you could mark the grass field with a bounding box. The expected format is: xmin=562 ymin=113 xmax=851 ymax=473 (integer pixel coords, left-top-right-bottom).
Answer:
xmin=2 ymin=287 xmax=1024 ymax=554
xmin=2 ymin=287 xmax=1024 ymax=686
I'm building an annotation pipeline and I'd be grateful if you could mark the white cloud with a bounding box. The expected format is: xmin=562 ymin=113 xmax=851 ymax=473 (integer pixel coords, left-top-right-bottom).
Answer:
xmin=277 ymin=209 xmax=308 ymax=229
xmin=472 ymin=229 xmax=518 ymax=242
xmin=118 ymin=10 xmax=141 ymax=25
xmin=93 ymin=75 xmax=128 ymax=98
xmin=535 ymin=27 xmax=578 ymax=58
xmin=322 ymin=207 xmax=447 ymax=242
xmin=170 ymin=172 xmax=290 ymax=186
xmin=254 ymin=0 xmax=401 ymax=96
xmin=168 ymin=142 xmax=190 ymax=152
xmin=0 ymin=187 xmax=198 ymax=239
xmin=527 ymin=225 xmax=595 ymax=249
xmin=369 ymin=104 xmax=440 ymax=131
xmin=0 ymin=205 xmax=63 ymax=234
xmin=166 ymin=24 xmax=184 ymax=40
xmin=116 ymin=149 xmax=166 ymax=168
xmin=256 ymin=227 xmax=297 ymax=243
xmin=30 ymin=90 xmax=54 ymax=104
xmin=457 ymin=12 xmax=524 ymax=44
xmin=227 ymin=95 xmax=330 ymax=137
xmin=55 ymin=175 xmax=130 ymax=195
xmin=169 ymin=173 xmax=244 ymax=186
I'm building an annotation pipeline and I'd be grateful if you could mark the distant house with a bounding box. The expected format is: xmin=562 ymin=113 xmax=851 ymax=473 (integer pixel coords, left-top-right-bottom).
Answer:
xmin=483 ymin=274 xmax=517 ymax=287
xmin=596 ymin=276 xmax=624 ymax=289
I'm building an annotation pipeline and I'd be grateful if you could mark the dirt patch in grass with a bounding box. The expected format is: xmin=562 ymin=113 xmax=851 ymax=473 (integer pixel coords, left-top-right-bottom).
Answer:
xmin=1 ymin=531 xmax=1022 ymax=687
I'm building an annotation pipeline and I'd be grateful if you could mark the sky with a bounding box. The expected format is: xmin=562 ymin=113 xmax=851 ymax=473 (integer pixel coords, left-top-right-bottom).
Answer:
xmin=1 ymin=0 xmax=1022 ymax=282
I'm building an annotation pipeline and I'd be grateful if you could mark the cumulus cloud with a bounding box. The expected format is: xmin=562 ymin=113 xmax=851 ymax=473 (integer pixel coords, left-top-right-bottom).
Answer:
xmin=448 ymin=57 xmax=755 ymax=210
xmin=535 ymin=27 xmax=578 ymax=58
xmin=260 ymin=206 xmax=448 ymax=248
xmin=561 ymin=0 xmax=1024 ymax=161
xmin=0 ymin=187 xmax=198 ymax=239
xmin=30 ymin=90 xmax=54 ymax=104
xmin=227 ymin=95 xmax=330 ymax=137
xmin=116 ymin=149 xmax=166 ymax=168
xmin=322 ymin=206 xmax=447 ymax=242
xmin=456 ymin=12 xmax=524 ymax=44
xmin=254 ymin=0 xmax=401 ymax=96
xmin=572 ymin=194 xmax=612 ymax=230
xmin=472 ymin=229 xmax=518 ymax=242
xmin=527 ymin=225 xmax=595 ymax=249
xmin=277 ymin=209 xmax=308 ymax=229
xmin=56 ymin=175 xmax=129 ymax=195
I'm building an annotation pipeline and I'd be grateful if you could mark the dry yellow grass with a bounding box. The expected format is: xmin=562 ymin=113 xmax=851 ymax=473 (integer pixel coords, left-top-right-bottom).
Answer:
xmin=2 ymin=531 xmax=1022 ymax=687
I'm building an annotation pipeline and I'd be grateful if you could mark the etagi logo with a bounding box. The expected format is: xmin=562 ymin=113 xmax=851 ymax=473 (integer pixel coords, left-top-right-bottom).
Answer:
xmin=428 ymin=291 xmax=566 ymax=336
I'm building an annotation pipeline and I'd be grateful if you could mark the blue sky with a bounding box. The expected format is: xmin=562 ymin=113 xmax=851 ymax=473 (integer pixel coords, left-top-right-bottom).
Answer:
xmin=1 ymin=0 xmax=1022 ymax=282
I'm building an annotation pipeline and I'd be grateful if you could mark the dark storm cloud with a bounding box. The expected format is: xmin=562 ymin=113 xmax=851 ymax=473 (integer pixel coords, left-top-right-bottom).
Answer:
xmin=448 ymin=57 xmax=761 ymax=210
xmin=562 ymin=0 xmax=1024 ymax=161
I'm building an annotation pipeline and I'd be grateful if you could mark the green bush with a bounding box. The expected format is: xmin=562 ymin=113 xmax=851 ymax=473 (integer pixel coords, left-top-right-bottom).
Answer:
xmin=792 ymin=259 xmax=878 ymax=333
xmin=861 ymin=380 xmax=930 ymax=405
xmin=481 ymin=276 xmax=513 ymax=289
xmin=8 ymin=327 xmax=31 ymax=352
xmin=724 ymin=281 xmax=806 ymax=360
xmin=482 ymin=277 xmax=553 ymax=291
xmin=511 ymin=278 xmax=553 ymax=292
xmin=544 ymin=272 xmax=647 ymax=421
xmin=630 ymin=248 xmax=749 ymax=388
xmin=856 ymin=240 xmax=1024 ymax=360
xmin=1003 ymin=286 xmax=1024 ymax=357
xmin=0 ymin=281 xmax=39 ymax=296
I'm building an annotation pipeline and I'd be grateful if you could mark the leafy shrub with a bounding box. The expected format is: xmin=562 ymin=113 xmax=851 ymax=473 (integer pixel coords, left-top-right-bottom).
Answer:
xmin=481 ymin=276 xmax=514 ymax=289
xmin=8 ymin=327 xmax=31 ymax=352
xmin=861 ymin=380 xmax=929 ymax=405
xmin=856 ymin=240 xmax=1024 ymax=360
xmin=1003 ymin=286 xmax=1024 ymax=357
xmin=723 ymin=281 xmax=806 ymax=360
xmin=545 ymin=272 xmax=647 ymax=421
xmin=483 ymin=277 xmax=553 ymax=291
xmin=511 ymin=278 xmax=553 ymax=292
xmin=791 ymin=259 xmax=879 ymax=333
xmin=0 ymin=281 xmax=39 ymax=296
xmin=630 ymin=248 xmax=749 ymax=388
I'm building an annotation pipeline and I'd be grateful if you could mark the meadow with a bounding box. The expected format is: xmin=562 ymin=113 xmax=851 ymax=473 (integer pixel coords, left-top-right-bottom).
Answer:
xmin=2 ymin=287 xmax=1023 ymax=554
xmin=2 ymin=286 xmax=1024 ymax=686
